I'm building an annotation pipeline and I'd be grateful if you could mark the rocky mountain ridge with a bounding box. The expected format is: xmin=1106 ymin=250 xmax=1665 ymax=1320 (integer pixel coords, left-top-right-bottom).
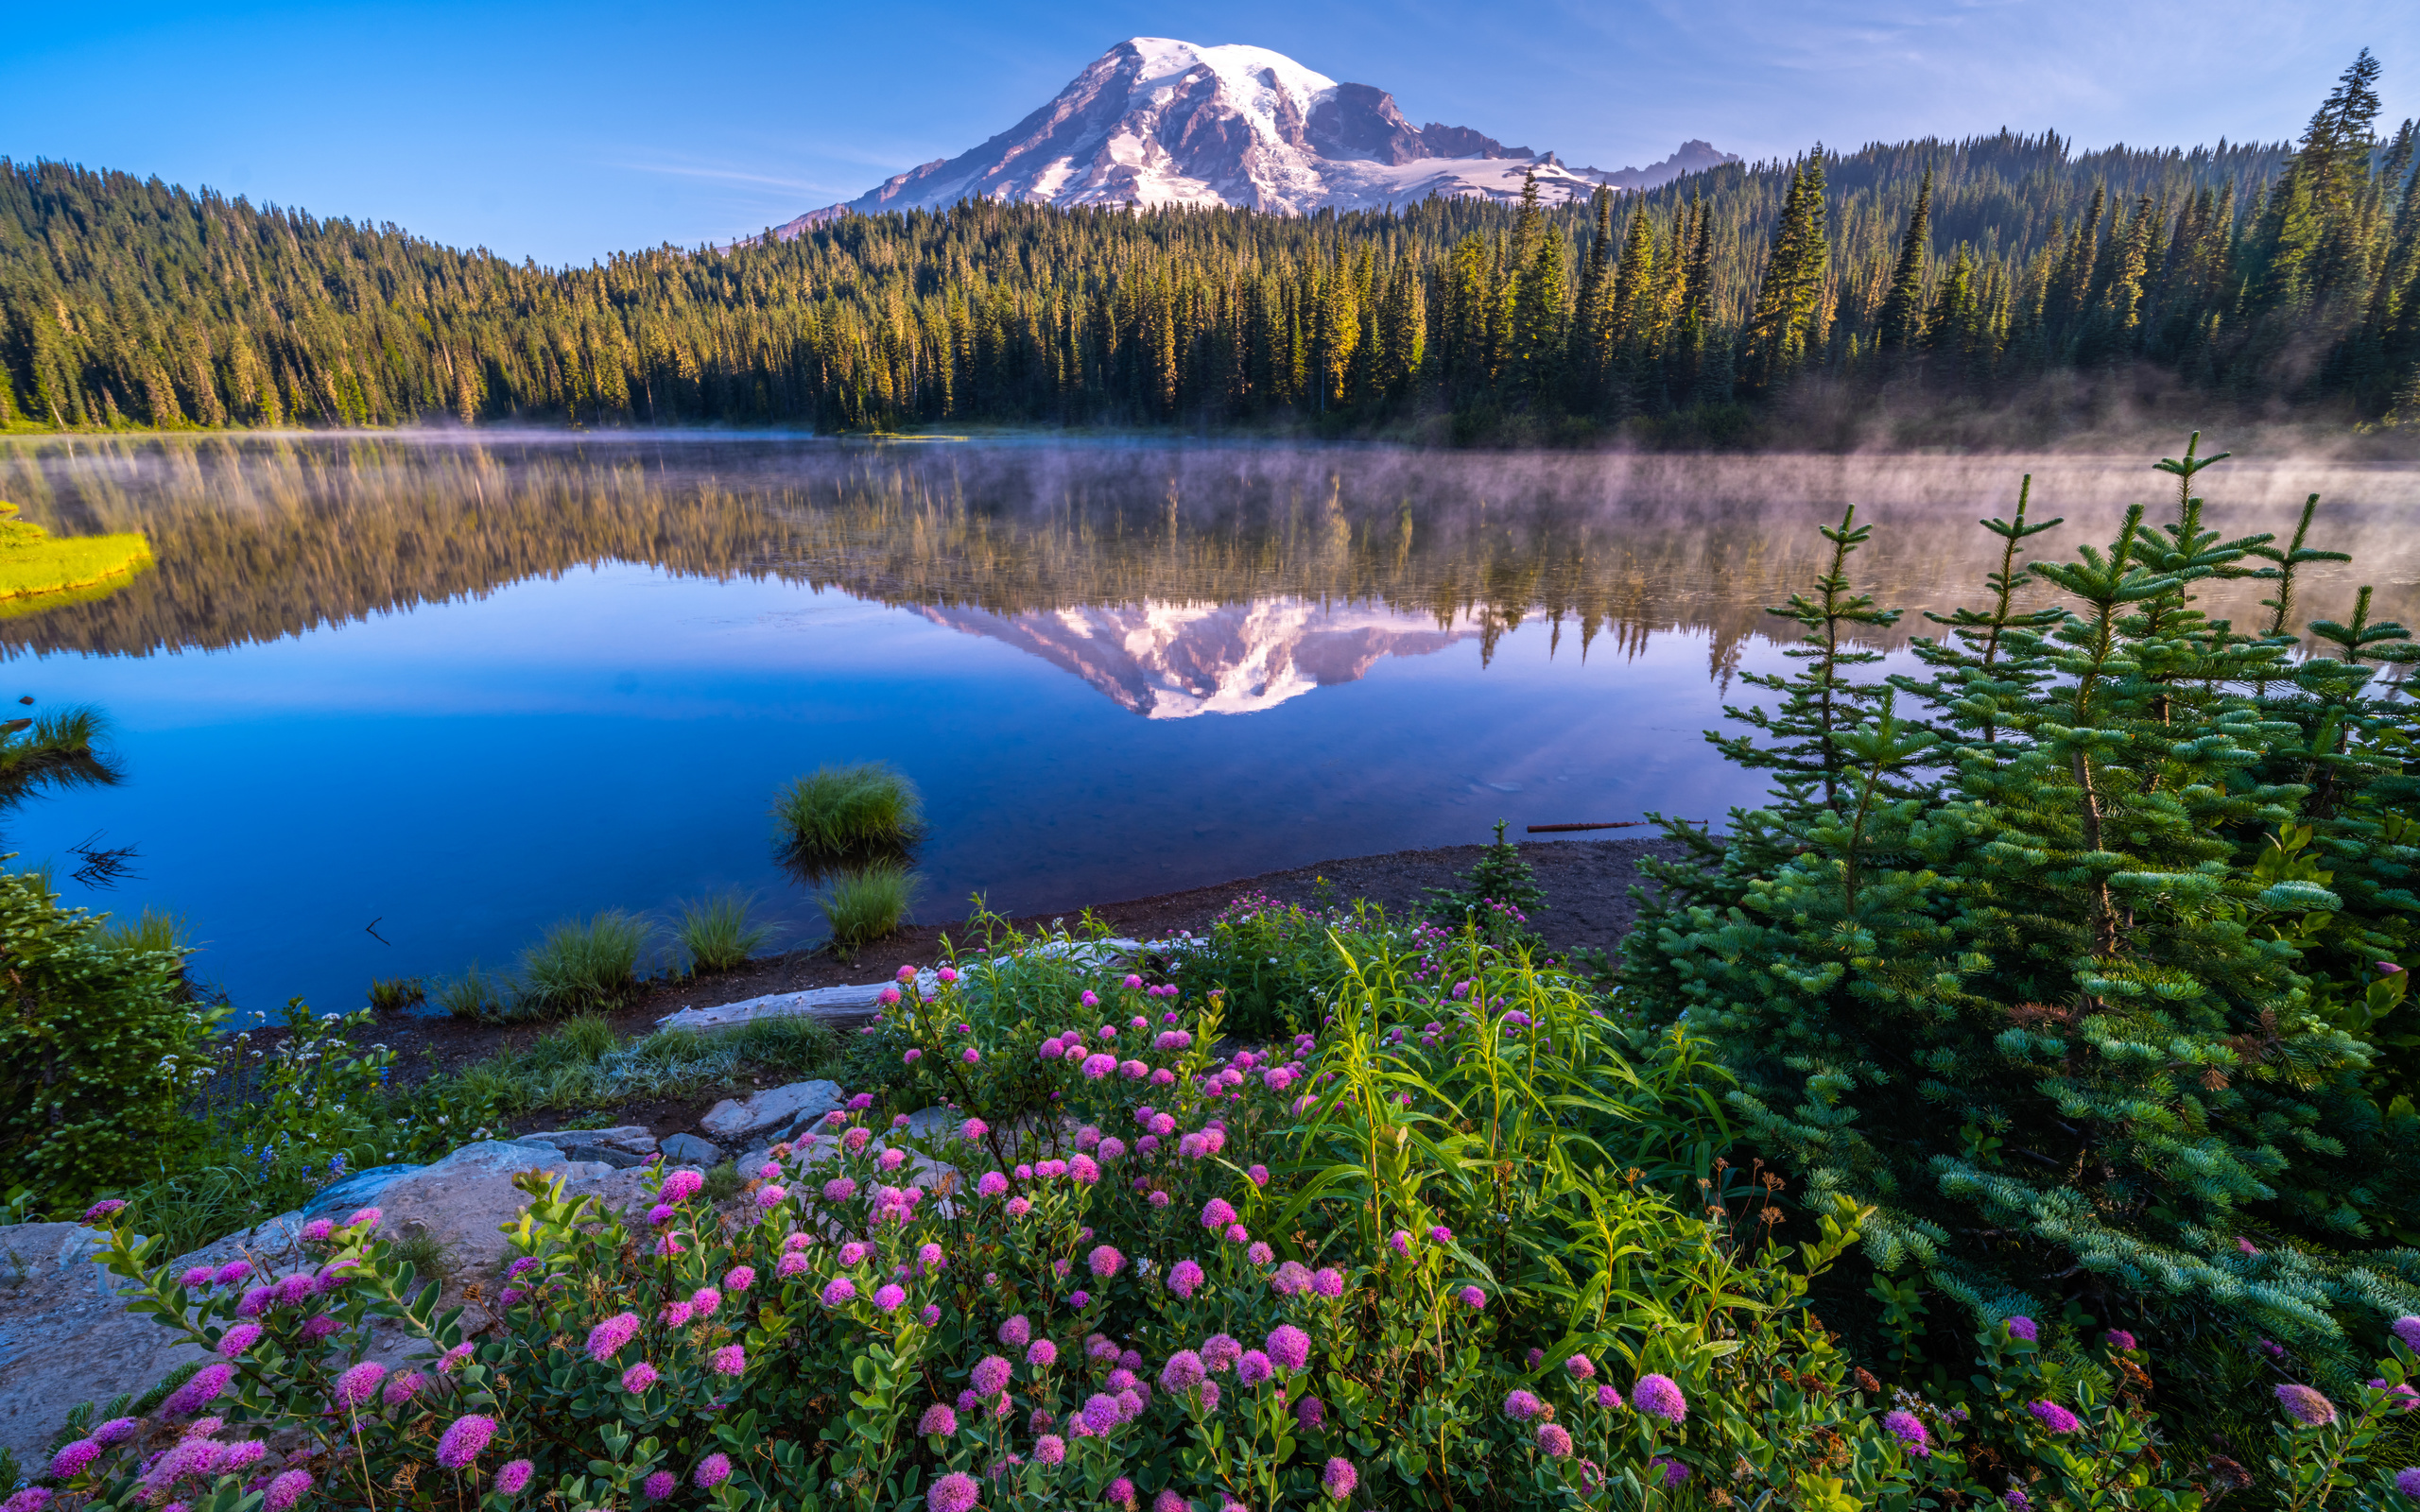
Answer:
xmin=768 ymin=39 xmax=1737 ymax=235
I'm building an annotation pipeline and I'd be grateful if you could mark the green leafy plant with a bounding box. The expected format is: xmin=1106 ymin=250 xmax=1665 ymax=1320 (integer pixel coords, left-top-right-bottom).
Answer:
xmin=1167 ymin=889 xmax=1379 ymax=1039
xmin=0 ymin=867 xmax=208 ymax=1208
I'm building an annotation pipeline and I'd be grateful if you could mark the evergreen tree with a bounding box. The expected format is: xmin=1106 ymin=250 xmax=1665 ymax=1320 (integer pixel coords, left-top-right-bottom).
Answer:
xmin=1623 ymin=436 xmax=2420 ymax=1415
xmin=1876 ymin=167 xmax=1933 ymax=352
xmin=1739 ymin=151 xmax=1831 ymax=392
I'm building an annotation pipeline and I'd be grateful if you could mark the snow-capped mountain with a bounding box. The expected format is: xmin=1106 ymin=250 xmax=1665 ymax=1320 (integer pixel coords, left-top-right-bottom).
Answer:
xmin=769 ymin=39 xmax=1735 ymax=234
xmin=916 ymin=597 xmax=1478 ymax=719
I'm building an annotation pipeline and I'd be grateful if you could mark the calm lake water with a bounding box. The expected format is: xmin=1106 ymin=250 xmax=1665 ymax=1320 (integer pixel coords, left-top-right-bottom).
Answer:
xmin=0 ymin=434 xmax=2412 ymax=1019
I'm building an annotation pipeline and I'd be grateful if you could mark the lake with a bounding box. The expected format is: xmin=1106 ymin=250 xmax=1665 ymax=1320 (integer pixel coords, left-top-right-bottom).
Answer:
xmin=0 ymin=434 xmax=2411 ymax=1019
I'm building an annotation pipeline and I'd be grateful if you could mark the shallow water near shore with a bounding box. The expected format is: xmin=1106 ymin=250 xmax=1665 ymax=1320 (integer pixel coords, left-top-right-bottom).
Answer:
xmin=0 ymin=433 xmax=2412 ymax=1019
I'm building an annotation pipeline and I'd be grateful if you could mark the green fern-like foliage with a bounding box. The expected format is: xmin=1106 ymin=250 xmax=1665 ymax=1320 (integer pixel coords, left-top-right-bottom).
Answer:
xmin=1622 ymin=435 xmax=2420 ymax=1412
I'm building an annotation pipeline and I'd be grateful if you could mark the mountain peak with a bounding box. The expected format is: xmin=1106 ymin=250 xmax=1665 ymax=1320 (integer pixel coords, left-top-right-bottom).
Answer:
xmin=765 ymin=40 xmax=1730 ymax=235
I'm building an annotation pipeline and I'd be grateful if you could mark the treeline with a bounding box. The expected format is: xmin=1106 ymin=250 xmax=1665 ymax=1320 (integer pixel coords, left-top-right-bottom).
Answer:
xmin=2 ymin=53 xmax=2414 ymax=436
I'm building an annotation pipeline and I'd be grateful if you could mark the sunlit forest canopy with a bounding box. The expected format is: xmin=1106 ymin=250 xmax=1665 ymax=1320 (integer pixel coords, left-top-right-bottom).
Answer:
xmin=0 ymin=52 xmax=2412 ymax=436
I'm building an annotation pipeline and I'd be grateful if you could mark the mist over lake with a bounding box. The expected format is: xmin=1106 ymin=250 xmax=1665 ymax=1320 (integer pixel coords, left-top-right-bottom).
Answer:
xmin=0 ymin=432 xmax=2410 ymax=1018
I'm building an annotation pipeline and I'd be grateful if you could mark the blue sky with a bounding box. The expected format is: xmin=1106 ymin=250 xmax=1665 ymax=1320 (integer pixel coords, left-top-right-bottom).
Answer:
xmin=7 ymin=0 xmax=2416 ymax=266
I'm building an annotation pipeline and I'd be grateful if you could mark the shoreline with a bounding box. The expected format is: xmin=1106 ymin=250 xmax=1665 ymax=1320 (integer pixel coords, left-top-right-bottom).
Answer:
xmin=355 ymin=833 xmax=1692 ymax=1107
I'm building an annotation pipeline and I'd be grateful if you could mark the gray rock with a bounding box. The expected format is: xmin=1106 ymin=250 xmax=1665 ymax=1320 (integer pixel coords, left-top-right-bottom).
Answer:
xmin=0 ymin=1223 xmax=214 ymax=1460
xmin=658 ymin=1133 xmax=721 ymax=1166
xmin=302 ymin=1163 xmax=425 ymax=1220
xmin=522 ymin=1125 xmax=656 ymax=1156
xmin=555 ymin=1143 xmax=647 ymax=1170
xmin=700 ymin=1080 xmax=841 ymax=1142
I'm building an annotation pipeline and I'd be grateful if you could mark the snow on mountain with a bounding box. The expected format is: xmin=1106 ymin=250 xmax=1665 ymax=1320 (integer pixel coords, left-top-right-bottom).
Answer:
xmin=915 ymin=596 xmax=1477 ymax=719
xmin=766 ymin=39 xmax=1731 ymax=236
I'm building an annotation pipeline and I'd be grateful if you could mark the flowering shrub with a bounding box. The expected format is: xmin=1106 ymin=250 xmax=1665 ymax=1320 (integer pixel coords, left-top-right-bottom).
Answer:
xmin=44 ymin=930 xmax=2420 ymax=1510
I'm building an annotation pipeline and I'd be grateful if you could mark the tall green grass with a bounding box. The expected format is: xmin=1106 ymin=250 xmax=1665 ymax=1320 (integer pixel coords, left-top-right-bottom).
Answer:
xmin=676 ymin=892 xmax=773 ymax=974
xmin=98 ymin=907 xmax=187 ymax=956
xmin=436 ymin=963 xmax=515 ymax=1022
xmin=367 ymin=976 xmax=425 ymax=1012
xmin=821 ymin=863 xmax=918 ymax=954
xmin=519 ymin=910 xmax=650 ymax=1014
xmin=774 ymin=762 xmax=922 ymax=856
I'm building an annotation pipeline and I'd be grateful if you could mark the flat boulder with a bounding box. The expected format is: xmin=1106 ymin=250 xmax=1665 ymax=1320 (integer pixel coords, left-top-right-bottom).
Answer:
xmin=0 ymin=1223 xmax=209 ymax=1462
xmin=370 ymin=1142 xmax=613 ymax=1280
xmin=700 ymin=1081 xmax=841 ymax=1143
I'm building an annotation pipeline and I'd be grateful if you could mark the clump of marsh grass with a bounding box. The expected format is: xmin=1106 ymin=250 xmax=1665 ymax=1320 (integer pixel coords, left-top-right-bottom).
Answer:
xmin=774 ymin=762 xmax=922 ymax=867
xmin=519 ymin=910 xmax=650 ymax=1015
xmin=437 ymin=963 xmax=515 ymax=1022
xmin=367 ymin=976 xmax=425 ymax=1013
xmin=99 ymin=907 xmax=187 ymax=956
xmin=820 ymin=862 xmax=919 ymax=955
xmin=676 ymin=892 xmax=773 ymax=974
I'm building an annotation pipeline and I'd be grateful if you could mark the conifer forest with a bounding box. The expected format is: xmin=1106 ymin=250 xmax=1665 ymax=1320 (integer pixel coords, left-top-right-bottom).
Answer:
xmin=3 ymin=53 xmax=2418 ymax=440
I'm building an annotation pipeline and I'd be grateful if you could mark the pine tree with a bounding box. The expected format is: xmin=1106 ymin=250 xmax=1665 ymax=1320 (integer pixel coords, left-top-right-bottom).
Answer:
xmin=1739 ymin=151 xmax=1830 ymax=392
xmin=1625 ymin=436 xmax=2420 ymax=1410
xmin=1876 ymin=167 xmax=1933 ymax=352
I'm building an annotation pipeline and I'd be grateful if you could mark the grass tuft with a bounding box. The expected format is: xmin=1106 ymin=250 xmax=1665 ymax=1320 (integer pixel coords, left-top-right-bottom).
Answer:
xmin=519 ymin=910 xmax=650 ymax=1015
xmin=387 ymin=1229 xmax=451 ymax=1286
xmin=774 ymin=762 xmax=922 ymax=858
xmin=820 ymin=863 xmax=919 ymax=954
xmin=99 ymin=907 xmax=188 ymax=956
xmin=368 ymin=976 xmax=425 ymax=1013
xmin=436 ymin=963 xmax=516 ymax=1022
xmin=676 ymin=891 xmax=773 ymax=974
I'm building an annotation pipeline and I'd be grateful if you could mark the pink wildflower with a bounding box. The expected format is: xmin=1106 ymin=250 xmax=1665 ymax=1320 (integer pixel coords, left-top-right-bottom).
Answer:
xmin=435 ymin=1414 xmax=496 ymax=1469
xmin=1322 ymin=1458 xmax=1357 ymax=1500
xmin=334 ymin=1361 xmax=387 ymax=1407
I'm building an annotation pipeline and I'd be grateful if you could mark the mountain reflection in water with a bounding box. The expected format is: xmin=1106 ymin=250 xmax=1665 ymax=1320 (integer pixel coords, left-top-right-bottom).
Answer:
xmin=0 ymin=434 xmax=2410 ymax=1017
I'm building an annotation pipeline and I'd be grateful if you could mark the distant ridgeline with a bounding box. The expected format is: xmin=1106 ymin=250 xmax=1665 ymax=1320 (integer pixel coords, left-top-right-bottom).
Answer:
xmin=0 ymin=53 xmax=2413 ymax=434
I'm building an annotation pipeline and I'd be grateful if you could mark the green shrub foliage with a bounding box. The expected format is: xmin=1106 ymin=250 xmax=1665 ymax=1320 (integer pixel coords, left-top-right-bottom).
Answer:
xmin=1623 ymin=437 xmax=2420 ymax=1396
xmin=0 ymin=868 xmax=208 ymax=1206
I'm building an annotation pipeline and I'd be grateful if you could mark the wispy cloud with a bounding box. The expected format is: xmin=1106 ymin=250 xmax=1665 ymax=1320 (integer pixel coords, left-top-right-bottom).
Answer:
xmin=608 ymin=156 xmax=843 ymax=196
